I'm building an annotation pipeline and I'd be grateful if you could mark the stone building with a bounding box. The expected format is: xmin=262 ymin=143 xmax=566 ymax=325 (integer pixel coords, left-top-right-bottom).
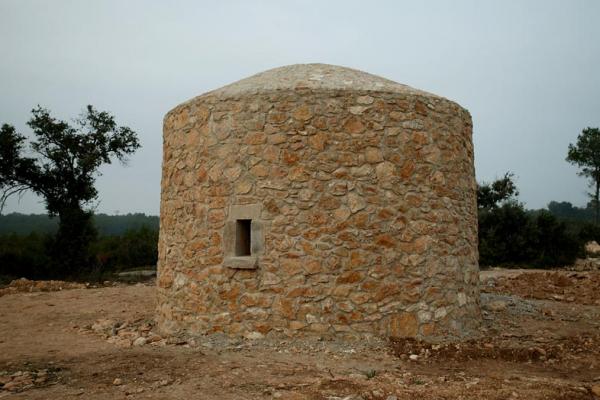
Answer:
xmin=157 ymin=64 xmax=480 ymax=340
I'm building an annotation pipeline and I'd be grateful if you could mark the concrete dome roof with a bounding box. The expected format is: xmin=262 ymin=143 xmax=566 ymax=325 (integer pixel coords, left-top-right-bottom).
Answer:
xmin=204 ymin=63 xmax=439 ymax=99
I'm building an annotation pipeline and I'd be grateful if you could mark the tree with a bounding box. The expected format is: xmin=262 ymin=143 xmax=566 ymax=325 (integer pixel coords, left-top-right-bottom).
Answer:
xmin=477 ymin=172 xmax=519 ymax=209
xmin=0 ymin=106 xmax=139 ymax=276
xmin=566 ymin=127 xmax=600 ymax=224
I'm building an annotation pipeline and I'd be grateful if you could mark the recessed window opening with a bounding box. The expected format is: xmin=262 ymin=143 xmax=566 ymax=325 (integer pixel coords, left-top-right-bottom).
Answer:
xmin=235 ymin=219 xmax=252 ymax=256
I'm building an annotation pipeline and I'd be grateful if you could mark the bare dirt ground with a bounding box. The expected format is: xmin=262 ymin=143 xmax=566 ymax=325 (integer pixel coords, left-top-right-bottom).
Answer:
xmin=1 ymin=270 xmax=600 ymax=399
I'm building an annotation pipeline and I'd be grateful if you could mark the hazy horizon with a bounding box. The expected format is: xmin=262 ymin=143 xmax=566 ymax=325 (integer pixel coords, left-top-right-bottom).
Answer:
xmin=1 ymin=0 xmax=599 ymax=215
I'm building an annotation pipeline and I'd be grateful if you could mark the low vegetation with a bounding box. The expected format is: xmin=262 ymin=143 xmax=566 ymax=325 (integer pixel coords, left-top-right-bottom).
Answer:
xmin=477 ymin=173 xmax=593 ymax=268
xmin=2 ymin=187 xmax=600 ymax=280
xmin=0 ymin=215 xmax=158 ymax=282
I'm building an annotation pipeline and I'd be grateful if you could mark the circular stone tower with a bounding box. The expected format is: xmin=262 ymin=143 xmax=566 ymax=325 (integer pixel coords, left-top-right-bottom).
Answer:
xmin=157 ymin=64 xmax=480 ymax=340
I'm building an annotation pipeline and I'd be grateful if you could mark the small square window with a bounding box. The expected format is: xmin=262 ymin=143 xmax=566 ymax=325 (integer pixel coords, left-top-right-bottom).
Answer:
xmin=235 ymin=219 xmax=252 ymax=256
xmin=224 ymin=204 xmax=262 ymax=269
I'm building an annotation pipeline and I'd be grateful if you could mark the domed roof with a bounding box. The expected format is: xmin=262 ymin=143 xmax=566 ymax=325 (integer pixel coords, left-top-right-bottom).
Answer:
xmin=204 ymin=63 xmax=438 ymax=99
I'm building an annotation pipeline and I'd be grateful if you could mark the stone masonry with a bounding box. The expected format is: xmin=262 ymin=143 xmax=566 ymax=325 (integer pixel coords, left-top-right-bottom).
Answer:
xmin=157 ymin=64 xmax=480 ymax=340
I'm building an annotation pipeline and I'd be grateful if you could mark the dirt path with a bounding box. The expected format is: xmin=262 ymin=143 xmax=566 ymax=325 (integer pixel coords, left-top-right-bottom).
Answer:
xmin=1 ymin=270 xmax=600 ymax=399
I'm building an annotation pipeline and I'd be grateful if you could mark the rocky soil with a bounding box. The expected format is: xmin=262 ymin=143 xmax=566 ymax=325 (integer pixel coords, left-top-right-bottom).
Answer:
xmin=482 ymin=269 xmax=600 ymax=305
xmin=1 ymin=269 xmax=599 ymax=399
xmin=0 ymin=278 xmax=87 ymax=297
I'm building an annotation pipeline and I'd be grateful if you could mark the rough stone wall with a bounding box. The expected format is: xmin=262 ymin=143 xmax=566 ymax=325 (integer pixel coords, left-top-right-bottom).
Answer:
xmin=157 ymin=86 xmax=480 ymax=340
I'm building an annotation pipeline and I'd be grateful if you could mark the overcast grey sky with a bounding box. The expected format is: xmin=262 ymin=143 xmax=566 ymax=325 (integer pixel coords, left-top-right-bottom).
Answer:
xmin=1 ymin=0 xmax=599 ymax=215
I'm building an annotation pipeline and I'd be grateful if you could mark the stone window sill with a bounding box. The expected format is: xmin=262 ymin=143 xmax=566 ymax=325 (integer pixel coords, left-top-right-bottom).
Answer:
xmin=224 ymin=256 xmax=258 ymax=270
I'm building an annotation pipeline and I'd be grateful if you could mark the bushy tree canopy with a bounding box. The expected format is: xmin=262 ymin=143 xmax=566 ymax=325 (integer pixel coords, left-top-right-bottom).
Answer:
xmin=477 ymin=172 xmax=519 ymax=210
xmin=0 ymin=106 xmax=139 ymax=214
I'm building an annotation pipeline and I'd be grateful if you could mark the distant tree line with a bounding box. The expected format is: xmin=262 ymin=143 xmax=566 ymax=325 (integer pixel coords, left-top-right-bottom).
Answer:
xmin=0 ymin=222 xmax=158 ymax=282
xmin=3 ymin=186 xmax=600 ymax=280
xmin=0 ymin=214 xmax=159 ymax=282
xmin=0 ymin=212 xmax=159 ymax=235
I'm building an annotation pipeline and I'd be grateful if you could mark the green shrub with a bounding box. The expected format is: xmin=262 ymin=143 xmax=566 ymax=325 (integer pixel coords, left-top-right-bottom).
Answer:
xmin=529 ymin=211 xmax=581 ymax=267
xmin=478 ymin=203 xmax=581 ymax=268
xmin=92 ymin=225 xmax=158 ymax=271
xmin=0 ymin=225 xmax=158 ymax=281
xmin=478 ymin=202 xmax=535 ymax=266
xmin=0 ymin=232 xmax=52 ymax=279
xmin=577 ymin=222 xmax=600 ymax=243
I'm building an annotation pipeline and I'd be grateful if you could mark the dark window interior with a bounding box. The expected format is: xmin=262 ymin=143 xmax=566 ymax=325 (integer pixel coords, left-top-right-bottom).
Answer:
xmin=235 ymin=219 xmax=252 ymax=256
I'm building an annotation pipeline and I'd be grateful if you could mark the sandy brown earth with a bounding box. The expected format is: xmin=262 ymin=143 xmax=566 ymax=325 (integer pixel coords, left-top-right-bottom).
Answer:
xmin=1 ymin=270 xmax=600 ymax=399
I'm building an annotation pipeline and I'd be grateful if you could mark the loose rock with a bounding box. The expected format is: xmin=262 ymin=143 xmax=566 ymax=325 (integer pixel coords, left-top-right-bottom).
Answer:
xmin=133 ymin=337 xmax=148 ymax=347
xmin=485 ymin=300 xmax=508 ymax=312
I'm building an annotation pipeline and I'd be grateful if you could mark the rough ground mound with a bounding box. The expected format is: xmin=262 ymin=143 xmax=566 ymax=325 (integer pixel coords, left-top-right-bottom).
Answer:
xmin=482 ymin=269 xmax=600 ymax=305
xmin=0 ymin=278 xmax=86 ymax=297
xmin=1 ymin=270 xmax=599 ymax=399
